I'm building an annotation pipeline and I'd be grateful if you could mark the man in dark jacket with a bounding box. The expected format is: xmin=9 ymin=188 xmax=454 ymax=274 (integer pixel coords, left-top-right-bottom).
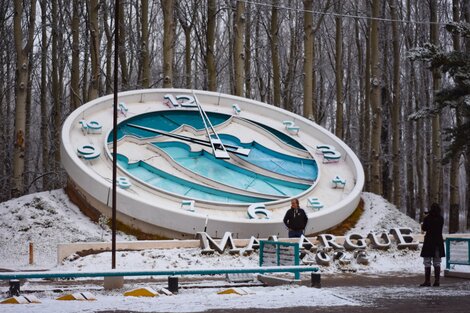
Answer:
xmin=420 ymin=203 xmax=445 ymax=287
xmin=283 ymin=198 xmax=308 ymax=238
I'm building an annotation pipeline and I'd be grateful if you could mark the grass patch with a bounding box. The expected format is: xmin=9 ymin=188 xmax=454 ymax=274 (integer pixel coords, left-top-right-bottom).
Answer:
xmin=65 ymin=181 xmax=167 ymax=240
xmin=318 ymin=198 xmax=365 ymax=236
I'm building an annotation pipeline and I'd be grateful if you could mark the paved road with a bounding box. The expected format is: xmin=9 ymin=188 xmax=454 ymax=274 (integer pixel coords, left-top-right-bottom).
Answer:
xmin=98 ymin=274 xmax=470 ymax=313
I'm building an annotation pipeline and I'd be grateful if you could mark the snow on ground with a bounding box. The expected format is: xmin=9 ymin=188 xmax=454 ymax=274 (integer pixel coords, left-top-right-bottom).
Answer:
xmin=0 ymin=190 xmax=423 ymax=273
xmin=0 ymin=190 xmax=134 ymax=269
xmin=0 ymin=189 xmax=468 ymax=312
xmin=348 ymin=192 xmax=421 ymax=234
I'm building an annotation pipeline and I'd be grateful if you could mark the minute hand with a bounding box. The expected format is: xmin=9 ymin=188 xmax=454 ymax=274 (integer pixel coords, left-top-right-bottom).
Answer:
xmin=126 ymin=123 xmax=251 ymax=157
xmin=192 ymin=92 xmax=232 ymax=159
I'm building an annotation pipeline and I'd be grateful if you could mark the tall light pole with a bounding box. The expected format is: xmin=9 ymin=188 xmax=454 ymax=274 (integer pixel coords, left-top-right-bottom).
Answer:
xmin=112 ymin=0 xmax=119 ymax=269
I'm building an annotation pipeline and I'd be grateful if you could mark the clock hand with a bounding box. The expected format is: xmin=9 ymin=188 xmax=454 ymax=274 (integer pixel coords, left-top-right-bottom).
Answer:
xmin=126 ymin=123 xmax=251 ymax=157
xmin=192 ymin=92 xmax=231 ymax=159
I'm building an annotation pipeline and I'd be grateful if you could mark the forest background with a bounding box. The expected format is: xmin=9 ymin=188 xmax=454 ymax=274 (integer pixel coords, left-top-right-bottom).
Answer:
xmin=1 ymin=0 xmax=469 ymax=232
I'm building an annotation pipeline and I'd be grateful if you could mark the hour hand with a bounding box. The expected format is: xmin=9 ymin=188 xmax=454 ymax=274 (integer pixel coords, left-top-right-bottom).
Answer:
xmin=210 ymin=138 xmax=229 ymax=159
xmin=126 ymin=123 xmax=250 ymax=157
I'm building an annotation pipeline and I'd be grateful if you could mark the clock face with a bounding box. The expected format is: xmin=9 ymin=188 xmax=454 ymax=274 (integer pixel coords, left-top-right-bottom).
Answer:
xmin=61 ymin=89 xmax=364 ymax=238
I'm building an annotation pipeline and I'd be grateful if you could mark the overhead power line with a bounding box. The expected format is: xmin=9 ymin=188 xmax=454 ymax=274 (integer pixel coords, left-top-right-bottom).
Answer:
xmin=239 ymin=0 xmax=453 ymax=26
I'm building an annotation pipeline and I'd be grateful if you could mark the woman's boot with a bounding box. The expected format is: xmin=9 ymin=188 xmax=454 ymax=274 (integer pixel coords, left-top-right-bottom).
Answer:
xmin=420 ymin=267 xmax=431 ymax=286
xmin=433 ymin=266 xmax=440 ymax=287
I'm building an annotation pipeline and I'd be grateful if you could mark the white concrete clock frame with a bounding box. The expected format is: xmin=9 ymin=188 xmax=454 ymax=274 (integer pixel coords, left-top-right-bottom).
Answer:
xmin=61 ymin=89 xmax=364 ymax=239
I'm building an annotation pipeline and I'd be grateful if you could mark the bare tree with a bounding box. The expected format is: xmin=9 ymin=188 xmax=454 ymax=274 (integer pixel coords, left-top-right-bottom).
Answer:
xmin=176 ymin=0 xmax=197 ymax=89
xmin=389 ymin=0 xmax=401 ymax=206
xmin=244 ymin=1 xmax=252 ymax=98
xmin=71 ymin=0 xmax=81 ymax=109
xmin=369 ymin=0 xmax=383 ymax=195
xmin=271 ymin=0 xmax=281 ymax=107
xmin=233 ymin=0 xmax=245 ymax=97
xmin=40 ymin=0 xmax=50 ymax=190
xmin=303 ymin=0 xmax=314 ymax=120
xmin=206 ymin=0 xmax=217 ymax=91
xmin=429 ymin=0 xmax=442 ymax=204
xmin=162 ymin=0 xmax=174 ymax=88
xmin=139 ymin=0 xmax=150 ymax=88
xmin=51 ymin=0 xmax=61 ymax=172
xmin=102 ymin=0 xmax=113 ymax=94
xmin=448 ymin=0 xmax=461 ymax=233
xmin=12 ymin=0 xmax=36 ymax=197
xmin=464 ymin=0 xmax=470 ymax=231
xmin=334 ymin=0 xmax=343 ymax=138
xmin=118 ymin=0 xmax=129 ymax=89
xmin=88 ymin=0 xmax=100 ymax=100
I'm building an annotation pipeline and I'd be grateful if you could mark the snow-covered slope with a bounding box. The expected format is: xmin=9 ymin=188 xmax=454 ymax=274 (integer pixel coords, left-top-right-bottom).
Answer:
xmin=0 ymin=190 xmax=134 ymax=269
xmin=1 ymin=189 xmax=423 ymax=274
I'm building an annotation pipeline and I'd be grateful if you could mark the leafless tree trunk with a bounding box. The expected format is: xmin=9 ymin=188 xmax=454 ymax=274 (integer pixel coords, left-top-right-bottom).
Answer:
xmin=118 ymin=0 xmax=129 ymax=89
xmin=88 ymin=0 xmax=100 ymax=100
xmin=448 ymin=0 xmax=461 ymax=233
xmin=357 ymin=5 xmax=370 ymax=191
xmin=12 ymin=0 xmax=36 ymax=197
xmin=271 ymin=0 xmax=281 ymax=107
xmin=140 ymin=0 xmax=150 ymax=88
xmin=71 ymin=0 xmax=81 ymax=109
xmin=303 ymin=0 xmax=314 ymax=120
xmin=176 ymin=1 xmax=196 ymax=89
xmin=162 ymin=0 xmax=174 ymax=88
xmin=389 ymin=0 xmax=401 ymax=207
xmin=244 ymin=1 xmax=252 ymax=98
xmin=51 ymin=0 xmax=61 ymax=172
xmin=102 ymin=0 xmax=113 ymax=94
xmin=369 ymin=0 xmax=383 ymax=195
xmin=40 ymin=0 xmax=50 ymax=190
xmin=404 ymin=0 xmax=416 ymax=218
xmin=429 ymin=0 xmax=442 ymax=204
xmin=284 ymin=3 xmax=299 ymax=113
xmin=334 ymin=0 xmax=343 ymax=139
xmin=82 ymin=29 xmax=89 ymax=103
xmin=254 ymin=8 xmax=266 ymax=103
xmin=206 ymin=0 xmax=216 ymax=91
xmin=233 ymin=0 xmax=245 ymax=97
xmin=463 ymin=0 xmax=470 ymax=231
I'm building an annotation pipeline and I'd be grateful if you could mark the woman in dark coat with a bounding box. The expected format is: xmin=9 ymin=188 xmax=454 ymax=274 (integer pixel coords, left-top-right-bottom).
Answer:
xmin=420 ymin=203 xmax=445 ymax=287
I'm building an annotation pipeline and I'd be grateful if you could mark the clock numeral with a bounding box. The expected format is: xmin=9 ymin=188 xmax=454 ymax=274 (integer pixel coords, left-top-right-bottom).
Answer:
xmin=79 ymin=120 xmax=102 ymax=134
xmin=117 ymin=176 xmax=132 ymax=189
xmin=118 ymin=102 xmax=128 ymax=116
xmin=247 ymin=204 xmax=271 ymax=219
xmin=77 ymin=144 xmax=101 ymax=160
xmin=282 ymin=120 xmax=300 ymax=135
xmin=315 ymin=144 xmax=342 ymax=163
xmin=232 ymin=104 xmax=241 ymax=115
xmin=164 ymin=94 xmax=197 ymax=108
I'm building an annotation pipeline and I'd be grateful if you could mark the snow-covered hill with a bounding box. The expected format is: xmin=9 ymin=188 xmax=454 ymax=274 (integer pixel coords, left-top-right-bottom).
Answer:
xmin=0 ymin=189 xmax=421 ymax=274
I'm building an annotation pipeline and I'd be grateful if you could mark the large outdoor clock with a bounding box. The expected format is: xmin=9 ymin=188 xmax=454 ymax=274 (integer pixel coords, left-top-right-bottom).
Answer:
xmin=61 ymin=89 xmax=364 ymax=238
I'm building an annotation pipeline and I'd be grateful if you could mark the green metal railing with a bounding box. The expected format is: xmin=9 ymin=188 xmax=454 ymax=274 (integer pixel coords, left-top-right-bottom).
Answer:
xmin=0 ymin=265 xmax=318 ymax=281
xmin=445 ymin=237 xmax=470 ymax=270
